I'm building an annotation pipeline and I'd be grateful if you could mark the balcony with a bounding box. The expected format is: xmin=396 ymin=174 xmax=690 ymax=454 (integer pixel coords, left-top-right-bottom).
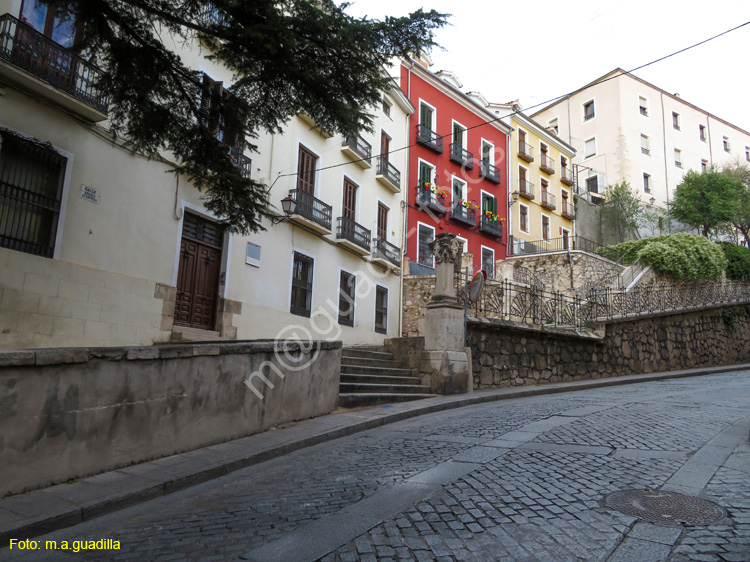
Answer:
xmin=540 ymin=154 xmax=555 ymax=175
xmin=449 ymin=204 xmax=477 ymax=227
xmin=415 ymin=124 xmax=443 ymax=153
xmin=561 ymin=166 xmax=575 ymax=186
xmin=297 ymin=113 xmax=333 ymax=138
xmin=415 ymin=185 xmax=447 ymax=215
xmin=287 ymin=189 xmax=332 ymax=234
xmin=226 ymin=145 xmax=251 ymax=179
xmin=372 ymin=238 xmax=401 ymax=268
xmin=540 ymin=190 xmax=556 ymax=211
xmin=518 ymin=141 xmax=534 ymax=163
xmin=341 ymin=134 xmax=372 ymax=168
xmin=519 ymin=179 xmax=535 ymax=200
xmin=449 ymin=144 xmax=474 ymax=169
xmin=0 ymin=14 xmax=109 ymax=121
xmin=479 ymin=160 xmax=501 ymax=184
xmin=336 ymin=216 xmax=371 ymax=255
xmin=561 ymin=203 xmax=575 ymax=220
xmin=376 ymin=156 xmax=401 ymax=192
xmin=479 ymin=216 xmax=502 ymax=238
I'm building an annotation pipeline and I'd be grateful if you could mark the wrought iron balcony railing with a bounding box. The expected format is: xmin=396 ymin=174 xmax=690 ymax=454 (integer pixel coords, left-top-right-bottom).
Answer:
xmin=373 ymin=238 xmax=401 ymax=267
xmin=415 ymin=124 xmax=443 ymax=153
xmin=449 ymin=143 xmax=474 ymax=169
xmin=449 ymin=204 xmax=477 ymax=227
xmin=376 ymin=156 xmax=401 ymax=188
xmin=342 ymin=134 xmax=372 ymax=164
xmin=518 ymin=141 xmax=534 ymax=162
xmin=561 ymin=202 xmax=575 ymax=220
xmin=541 ymin=190 xmax=556 ymax=210
xmin=225 ymin=145 xmax=251 ymax=179
xmin=540 ymin=154 xmax=555 ymax=174
xmin=479 ymin=216 xmax=502 ymax=238
xmin=479 ymin=160 xmax=501 ymax=184
xmin=519 ymin=179 xmax=535 ymax=200
xmin=561 ymin=166 xmax=575 ymax=186
xmin=337 ymin=216 xmax=371 ymax=251
xmin=0 ymin=14 xmax=110 ymax=113
xmin=511 ymin=235 xmax=601 ymax=256
xmin=415 ymin=185 xmax=447 ymax=214
xmin=288 ymin=189 xmax=332 ymax=230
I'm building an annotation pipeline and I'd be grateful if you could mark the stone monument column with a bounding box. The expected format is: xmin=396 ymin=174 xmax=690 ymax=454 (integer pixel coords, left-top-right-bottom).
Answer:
xmin=421 ymin=232 xmax=471 ymax=394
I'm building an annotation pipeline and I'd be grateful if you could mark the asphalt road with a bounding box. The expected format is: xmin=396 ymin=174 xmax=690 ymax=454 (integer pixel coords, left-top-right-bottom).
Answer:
xmin=2 ymin=370 xmax=750 ymax=562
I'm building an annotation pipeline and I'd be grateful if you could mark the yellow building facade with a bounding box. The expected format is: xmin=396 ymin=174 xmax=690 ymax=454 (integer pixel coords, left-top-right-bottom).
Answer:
xmin=508 ymin=113 xmax=576 ymax=255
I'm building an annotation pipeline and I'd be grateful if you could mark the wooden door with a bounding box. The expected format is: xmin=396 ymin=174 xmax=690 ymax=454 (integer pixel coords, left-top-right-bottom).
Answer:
xmin=381 ymin=132 xmax=390 ymax=162
xmin=174 ymin=214 xmax=222 ymax=330
xmin=297 ymin=146 xmax=317 ymax=194
xmin=343 ymin=178 xmax=357 ymax=220
xmin=377 ymin=204 xmax=388 ymax=240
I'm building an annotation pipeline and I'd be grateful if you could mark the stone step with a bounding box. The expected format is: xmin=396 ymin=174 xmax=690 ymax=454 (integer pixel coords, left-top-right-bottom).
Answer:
xmin=171 ymin=326 xmax=226 ymax=342
xmin=340 ymin=382 xmax=432 ymax=394
xmin=341 ymin=348 xmax=393 ymax=361
xmin=339 ymin=356 xmax=403 ymax=369
xmin=340 ymin=373 xmax=423 ymax=385
xmin=340 ymin=365 xmax=413 ymax=377
xmin=338 ymin=393 xmax=437 ymax=409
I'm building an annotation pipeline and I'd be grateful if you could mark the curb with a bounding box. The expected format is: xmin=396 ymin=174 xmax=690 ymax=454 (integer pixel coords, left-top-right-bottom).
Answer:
xmin=2 ymin=362 xmax=749 ymax=546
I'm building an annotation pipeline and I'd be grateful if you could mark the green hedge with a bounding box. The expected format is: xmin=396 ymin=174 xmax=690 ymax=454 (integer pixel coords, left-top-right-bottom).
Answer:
xmin=596 ymin=234 xmax=727 ymax=282
xmin=721 ymin=243 xmax=750 ymax=280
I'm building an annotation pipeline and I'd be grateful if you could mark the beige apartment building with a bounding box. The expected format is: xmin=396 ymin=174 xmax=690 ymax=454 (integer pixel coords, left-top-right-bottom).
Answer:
xmin=532 ymin=68 xmax=750 ymax=213
xmin=0 ymin=0 xmax=411 ymax=348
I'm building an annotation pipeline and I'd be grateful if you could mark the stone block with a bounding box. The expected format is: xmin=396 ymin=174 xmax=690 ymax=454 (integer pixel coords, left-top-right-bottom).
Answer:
xmin=0 ymin=350 xmax=35 ymax=367
xmin=126 ymin=347 xmax=160 ymax=360
xmin=35 ymin=348 xmax=90 ymax=365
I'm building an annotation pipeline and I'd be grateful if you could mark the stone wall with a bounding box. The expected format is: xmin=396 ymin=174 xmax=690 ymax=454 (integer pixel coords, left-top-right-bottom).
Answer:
xmin=498 ymin=251 xmax=623 ymax=294
xmin=0 ymin=248 xmax=174 ymax=349
xmin=0 ymin=340 xmax=341 ymax=496
xmin=468 ymin=305 xmax=750 ymax=390
xmin=402 ymin=276 xmax=436 ymax=337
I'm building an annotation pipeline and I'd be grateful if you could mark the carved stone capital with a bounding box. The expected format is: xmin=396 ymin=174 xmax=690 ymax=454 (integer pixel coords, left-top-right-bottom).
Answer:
xmin=429 ymin=232 xmax=461 ymax=265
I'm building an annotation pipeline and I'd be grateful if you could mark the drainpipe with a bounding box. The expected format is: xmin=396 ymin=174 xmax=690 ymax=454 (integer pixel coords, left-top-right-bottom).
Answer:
xmin=659 ymin=93 xmax=670 ymax=221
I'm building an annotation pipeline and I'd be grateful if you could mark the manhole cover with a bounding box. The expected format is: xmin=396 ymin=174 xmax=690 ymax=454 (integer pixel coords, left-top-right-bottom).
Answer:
xmin=605 ymin=489 xmax=727 ymax=526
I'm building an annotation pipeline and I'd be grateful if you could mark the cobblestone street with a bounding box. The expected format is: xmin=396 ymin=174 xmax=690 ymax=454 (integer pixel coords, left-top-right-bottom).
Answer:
xmin=2 ymin=371 xmax=749 ymax=562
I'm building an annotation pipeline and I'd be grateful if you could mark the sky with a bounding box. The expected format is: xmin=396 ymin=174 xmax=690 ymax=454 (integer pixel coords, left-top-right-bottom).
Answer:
xmin=341 ymin=0 xmax=750 ymax=131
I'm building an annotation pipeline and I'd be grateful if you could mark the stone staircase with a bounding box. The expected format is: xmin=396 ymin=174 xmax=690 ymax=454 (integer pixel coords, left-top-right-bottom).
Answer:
xmin=339 ymin=346 xmax=436 ymax=408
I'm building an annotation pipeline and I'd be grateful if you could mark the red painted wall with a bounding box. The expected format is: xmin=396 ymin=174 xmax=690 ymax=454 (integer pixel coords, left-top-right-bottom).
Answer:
xmin=400 ymin=64 xmax=509 ymax=273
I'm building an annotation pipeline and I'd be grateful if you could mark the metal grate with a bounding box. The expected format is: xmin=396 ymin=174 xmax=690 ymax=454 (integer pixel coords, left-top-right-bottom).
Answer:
xmin=290 ymin=251 xmax=314 ymax=317
xmin=0 ymin=130 xmax=66 ymax=258
xmin=182 ymin=212 xmax=223 ymax=247
xmin=605 ymin=490 xmax=727 ymax=526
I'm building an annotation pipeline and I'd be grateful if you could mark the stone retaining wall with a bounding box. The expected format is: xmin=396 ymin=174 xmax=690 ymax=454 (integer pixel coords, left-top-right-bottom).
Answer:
xmin=0 ymin=340 xmax=341 ymax=496
xmin=468 ymin=305 xmax=750 ymax=389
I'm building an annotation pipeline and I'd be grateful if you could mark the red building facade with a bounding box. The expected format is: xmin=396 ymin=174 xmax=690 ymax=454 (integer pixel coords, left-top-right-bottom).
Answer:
xmin=399 ymin=59 xmax=512 ymax=277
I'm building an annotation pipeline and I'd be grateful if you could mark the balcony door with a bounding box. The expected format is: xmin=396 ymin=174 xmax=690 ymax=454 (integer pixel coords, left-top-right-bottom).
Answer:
xmin=377 ymin=204 xmax=388 ymax=241
xmin=297 ymin=146 xmax=317 ymax=195
xmin=342 ymin=178 xmax=357 ymax=220
xmin=21 ymin=0 xmax=77 ymax=46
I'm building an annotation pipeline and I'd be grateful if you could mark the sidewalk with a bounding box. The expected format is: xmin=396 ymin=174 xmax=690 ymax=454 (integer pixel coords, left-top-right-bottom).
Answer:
xmin=2 ymin=362 xmax=749 ymax=546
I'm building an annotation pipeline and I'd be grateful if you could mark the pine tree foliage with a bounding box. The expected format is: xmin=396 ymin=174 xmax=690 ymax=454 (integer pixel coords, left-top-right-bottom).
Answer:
xmin=54 ymin=0 xmax=448 ymax=233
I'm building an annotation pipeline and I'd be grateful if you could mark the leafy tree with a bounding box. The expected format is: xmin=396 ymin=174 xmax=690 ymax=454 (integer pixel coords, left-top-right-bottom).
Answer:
xmin=596 ymin=181 xmax=645 ymax=244
xmin=669 ymin=167 xmax=740 ymax=238
xmin=720 ymin=242 xmax=750 ymax=280
xmin=724 ymin=163 xmax=750 ymax=245
xmin=55 ymin=0 xmax=447 ymax=233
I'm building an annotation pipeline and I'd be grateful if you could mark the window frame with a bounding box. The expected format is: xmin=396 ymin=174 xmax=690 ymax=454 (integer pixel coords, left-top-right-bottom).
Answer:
xmin=374 ymin=285 xmax=388 ymax=334
xmin=519 ymin=203 xmax=529 ymax=234
xmin=699 ymin=124 xmax=707 ymax=142
xmin=638 ymin=96 xmax=649 ymax=117
xmin=541 ymin=213 xmax=551 ymax=241
xmin=723 ymin=136 xmax=731 ymax=153
xmin=480 ymin=246 xmax=495 ymax=279
xmin=640 ymin=133 xmax=650 ymax=155
xmin=451 ymin=120 xmax=468 ymax=150
xmin=643 ymin=172 xmax=652 ymax=193
xmin=674 ymin=148 xmax=682 ymax=168
xmin=582 ymin=99 xmax=595 ymax=121
xmin=584 ymin=136 xmax=597 ymax=159
xmin=337 ymin=269 xmax=356 ymax=327
xmin=416 ymin=221 xmax=436 ymax=268
xmin=290 ymin=250 xmax=315 ymax=318
xmin=418 ymin=99 xmax=437 ymax=131
xmin=672 ymin=111 xmax=681 ymax=131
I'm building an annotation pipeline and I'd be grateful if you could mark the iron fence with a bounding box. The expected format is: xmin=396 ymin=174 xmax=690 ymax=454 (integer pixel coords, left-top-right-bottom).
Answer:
xmin=511 ymin=235 xmax=602 ymax=256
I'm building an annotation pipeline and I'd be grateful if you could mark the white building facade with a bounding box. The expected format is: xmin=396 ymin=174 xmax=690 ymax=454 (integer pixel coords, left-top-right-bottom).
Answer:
xmin=532 ymin=69 xmax=750 ymax=210
xmin=0 ymin=0 xmax=411 ymax=348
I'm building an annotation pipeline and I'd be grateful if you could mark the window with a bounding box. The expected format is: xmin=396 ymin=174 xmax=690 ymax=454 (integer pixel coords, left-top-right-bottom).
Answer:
xmin=640 ymin=134 xmax=650 ymax=155
xmin=638 ymin=96 xmax=648 ymax=116
xmin=417 ymin=223 xmax=435 ymax=267
xmin=245 ymin=242 xmax=261 ymax=267
xmin=674 ymin=149 xmax=682 ymax=168
xmin=643 ymin=173 xmax=651 ymax=193
xmin=297 ymin=145 xmax=317 ymax=194
xmin=481 ymin=140 xmax=494 ymax=164
xmin=672 ymin=112 xmax=680 ymax=130
xmin=377 ymin=203 xmax=388 ymax=241
xmin=548 ymin=118 xmax=559 ymax=134
xmin=21 ymin=0 xmax=77 ymax=47
xmin=519 ymin=204 xmax=529 ymax=233
xmin=481 ymin=192 xmax=497 ymax=219
xmin=290 ymin=252 xmax=314 ymax=317
xmin=481 ymin=247 xmax=495 ymax=279
xmin=452 ymin=122 xmax=466 ymax=149
xmin=342 ymin=178 xmax=357 ymax=220
xmin=699 ymin=124 xmax=707 ymax=142
xmin=746 ymin=147 xmax=750 ymax=162
xmin=375 ymin=286 xmax=388 ymax=334
xmin=586 ymin=175 xmax=599 ymax=193
xmin=338 ymin=271 xmax=356 ymax=327
xmin=542 ymin=215 xmax=550 ymax=241
xmin=561 ymin=228 xmax=570 ymax=249
xmin=724 ymin=136 xmax=731 ymax=152
xmin=583 ymin=100 xmax=595 ymax=121
xmin=380 ymin=131 xmax=391 ymax=162
xmin=200 ymin=75 xmax=242 ymax=149
xmin=541 ymin=178 xmax=549 ymax=197
xmin=561 ymin=190 xmax=570 ymax=216
xmin=382 ymin=97 xmax=391 ymax=117
xmin=584 ymin=137 xmax=596 ymax=158
xmin=452 ymin=177 xmax=466 ymax=205
xmin=419 ymin=102 xmax=435 ymax=130
xmin=701 ymin=159 xmax=708 ymax=173
xmin=418 ymin=160 xmax=435 ymax=187
xmin=0 ymin=130 xmax=67 ymax=258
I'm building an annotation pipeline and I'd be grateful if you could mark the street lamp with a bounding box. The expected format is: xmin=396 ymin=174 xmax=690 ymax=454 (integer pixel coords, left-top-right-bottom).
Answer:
xmin=271 ymin=195 xmax=297 ymax=224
